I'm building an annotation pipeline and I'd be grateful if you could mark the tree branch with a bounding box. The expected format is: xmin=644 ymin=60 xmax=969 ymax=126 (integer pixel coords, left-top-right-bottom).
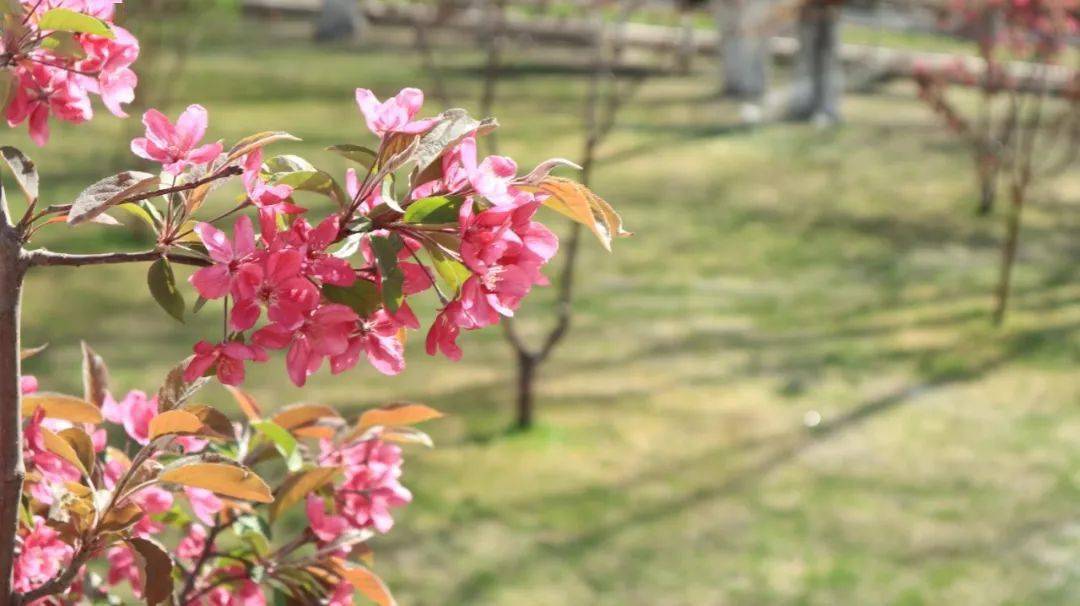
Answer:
xmin=25 ymin=249 xmax=210 ymax=268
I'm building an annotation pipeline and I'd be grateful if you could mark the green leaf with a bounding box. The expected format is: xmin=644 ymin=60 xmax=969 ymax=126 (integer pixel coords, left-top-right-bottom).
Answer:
xmin=37 ymin=8 xmax=114 ymax=38
xmin=413 ymin=108 xmax=497 ymax=177
xmin=39 ymin=31 xmax=86 ymax=59
xmin=116 ymin=202 xmax=158 ymax=232
xmin=264 ymin=154 xmax=315 ymax=175
xmin=252 ymin=420 xmax=302 ymax=472
xmin=147 ymin=258 xmax=185 ymax=323
xmin=0 ymin=70 xmax=16 ymax=115
xmin=68 ymin=171 xmax=158 ymax=226
xmin=426 ymin=245 xmax=471 ymax=295
xmin=323 ymin=280 xmax=381 ymax=317
xmin=403 ymin=196 xmax=461 ymax=225
xmin=370 ymin=235 xmax=404 ymax=314
xmin=326 ymin=144 xmax=378 ymax=169
xmin=273 ymin=170 xmax=347 ymax=208
xmin=1 ymin=0 xmax=25 ymax=17
xmin=0 ymin=146 xmax=38 ymax=202
xmin=233 ymin=514 xmax=273 ymax=556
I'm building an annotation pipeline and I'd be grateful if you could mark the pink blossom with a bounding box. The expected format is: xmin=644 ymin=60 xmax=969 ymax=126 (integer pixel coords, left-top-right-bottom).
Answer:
xmin=177 ymin=523 xmax=208 ymax=560
xmin=76 ymin=26 xmax=139 ymax=117
xmin=198 ymin=569 xmax=265 ymax=606
xmin=355 ymin=87 xmax=438 ymax=137
xmin=106 ymin=545 xmax=142 ymax=595
xmin=306 ymin=494 xmax=351 ymax=543
xmin=233 ymin=249 xmax=321 ymax=331
xmin=327 ymin=583 xmax=356 ymax=606
xmin=243 ymin=150 xmax=302 ymax=215
xmin=133 ymin=485 xmax=174 ymax=515
xmin=190 ymin=216 xmax=258 ymax=300
xmin=280 ymin=215 xmax=356 ymax=287
xmin=253 ymin=304 xmax=359 ymax=387
xmin=130 ymin=104 xmax=223 ymax=175
xmin=6 ymin=64 xmax=92 ymax=146
xmin=21 ymin=375 xmax=38 ymax=395
xmin=425 ymin=308 xmax=463 ymax=361
xmin=319 ymin=438 xmax=412 ymax=534
xmin=185 ymin=487 xmax=224 ymax=526
xmin=331 ymin=310 xmax=406 ymax=376
xmin=184 ymin=340 xmax=265 ymax=386
xmin=102 ymin=389 xmax=156 ymax=444
xmin=24 ymin=409 xmax=81 ymax=504
xmin=13 ymin=517 xmax=73 ymax=594
xmin=448 ymin=134 xmax=529 ymax=208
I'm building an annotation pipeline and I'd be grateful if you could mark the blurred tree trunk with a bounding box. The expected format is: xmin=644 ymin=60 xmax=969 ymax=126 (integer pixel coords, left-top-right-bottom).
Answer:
xmin=717 ymin=0 xmax=770 ymax=101
xmin=788 ymin=1 xmax=842 ymax=123
xmin=504 ymin=3 xmax=643 ymax=431
xmin=315 ymin=0 xmax=366 ymax=42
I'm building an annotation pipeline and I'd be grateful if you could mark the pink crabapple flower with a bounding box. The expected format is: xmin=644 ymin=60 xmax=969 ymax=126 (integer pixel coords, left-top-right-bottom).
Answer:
xmin=102 ymin=389 xmax=156 ymax=444
xmin=318 ymin=437 xmax=412 ymax=534
xmin=13 ymin=516 xmax=74 ymax=594
xmin=425 ymin=307 xmax=464 ymax=361
xmin=23 ymin=408 xmax=81 ymax=505
xmin=355 ymin=87 xmax=439 ymax=138
xmin=76 ymin=26 xmax=139 ymax=117
xmin=306 ymin=494 xmax=351 ymax=543
xmin=106 ymin=545 xmax=142 ymax=595
xmin=280 ymin=215 xmax=357 ymax=287
xmin=21 ymin=375 xmax=38 ymax=395
xmin=232 ymin=249 xmax=321 ymax=332
xmin=6 ymin=64 xmax=93 ymax=146
xmin=185 ymin=340 xmax=266 ymax=387
xmin=458 ymin=135 xmax=528 ymax=208
xmin=252 ymin=303 xmax=360 ymax=387
xmin=190 ymin=215 xmax=258 ymax=300
xmin=331 ymin=309 xmax=406 ymax=376
xmin=130 ymin=104 xmax=223 ymax=175
xmin=177 ymin=523 xmax=208 ymax=560
xmin=243 ymin=149 xmax=303 ymax=215
xmin=197 ymin=570 xmax=266 ymax=606
xmin=185 ymin=486 xmax=225 ymax=526
xmin=327 ymin=583 xmax=356 ymax=606
xmin=102 ymin=390 xmax=208 ymax=452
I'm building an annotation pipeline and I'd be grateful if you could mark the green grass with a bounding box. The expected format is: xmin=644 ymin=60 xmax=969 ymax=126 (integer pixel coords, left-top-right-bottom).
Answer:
xmin=11 ymin=16 xmax=1080 ymax=606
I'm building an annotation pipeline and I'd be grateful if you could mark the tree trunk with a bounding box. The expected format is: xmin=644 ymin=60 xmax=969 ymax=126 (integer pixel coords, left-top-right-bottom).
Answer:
xmin=514 ymin=351 xmax=536 ymax=430
xmin=788 ymin=2 xmax=842 ymax=123
xmin=975 ymin=151 xmax=999 ymax=216
xmin=717 ymin=0 xmax=769 ymax=101
xmin=314 ymin=0 xmax=366 ymax=42
xmin=0 ymin=229 xmax=26 ymax=606
xmin=993 ymin=183 xmax=1025 ymax=325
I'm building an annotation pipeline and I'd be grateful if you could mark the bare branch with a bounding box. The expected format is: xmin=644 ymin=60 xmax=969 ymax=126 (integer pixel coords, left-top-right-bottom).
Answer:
xmin=26 ymin=249 xmax=209 ymax=268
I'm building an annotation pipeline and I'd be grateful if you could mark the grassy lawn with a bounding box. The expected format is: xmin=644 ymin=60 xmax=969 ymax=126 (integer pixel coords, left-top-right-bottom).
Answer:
xmin=11 ymin=16 xmax=1080 ymax=606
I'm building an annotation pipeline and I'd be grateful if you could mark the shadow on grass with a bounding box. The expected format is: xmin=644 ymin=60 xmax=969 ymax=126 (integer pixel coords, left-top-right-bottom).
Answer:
xmin=426 ymin=352 xmax=1014 ymax=604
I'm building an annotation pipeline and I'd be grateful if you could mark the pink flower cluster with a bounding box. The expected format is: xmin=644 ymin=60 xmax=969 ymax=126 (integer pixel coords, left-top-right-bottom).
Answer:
xmin=309 ymin=436 xmax=412 ymax=538
xmin=16 ymin=387 xmax=224 ymax=602
xmin=3 ymin=0 xmax=138 ymax=145
xmin=946 ymin=0 xmax=1079 ymax=60
xmin=13 ymin=517 xmax=73 ymax=596
xmin=145 ymin=87 xmax=559 ymax=388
